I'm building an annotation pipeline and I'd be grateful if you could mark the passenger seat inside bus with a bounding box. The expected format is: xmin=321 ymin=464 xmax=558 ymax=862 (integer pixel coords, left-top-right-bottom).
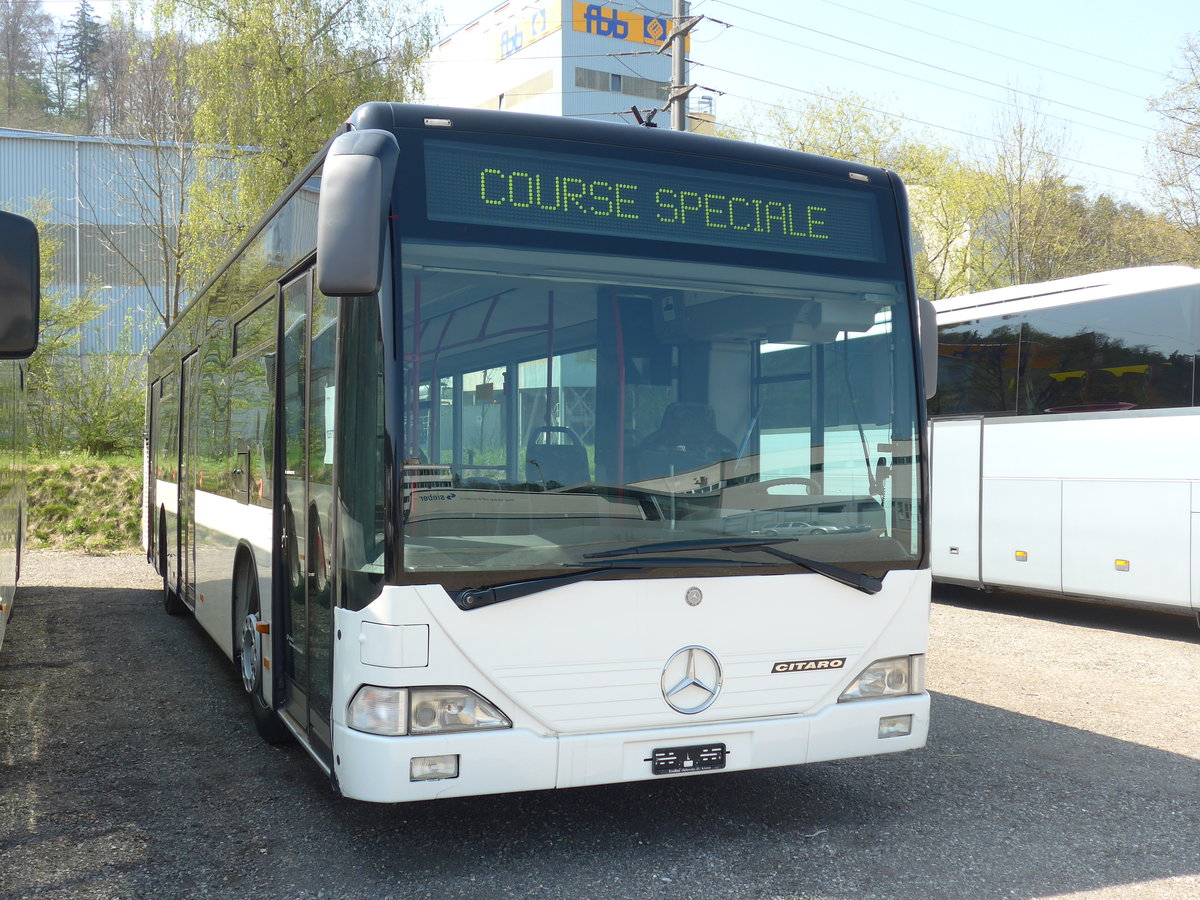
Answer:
xmin=525 ymin=426 xmax=590 ymax=488
xmin=634 ymin=402 xmax=737 ymax=479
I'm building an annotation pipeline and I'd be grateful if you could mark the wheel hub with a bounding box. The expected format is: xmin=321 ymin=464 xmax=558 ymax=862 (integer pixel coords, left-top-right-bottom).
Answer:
xmin=240 ymin=613 xmax=260 ymax=694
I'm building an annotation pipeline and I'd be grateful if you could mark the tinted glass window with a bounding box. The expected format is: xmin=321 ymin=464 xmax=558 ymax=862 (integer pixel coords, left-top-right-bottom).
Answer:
xmin=932 ymin=286 xmax=1200 ymax=416
xmin=1018 ymin=287 xmax=1197 ymax=413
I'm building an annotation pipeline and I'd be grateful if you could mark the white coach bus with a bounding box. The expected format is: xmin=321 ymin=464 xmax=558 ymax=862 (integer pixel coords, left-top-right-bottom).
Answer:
xmin=145 ymin=103 xmax=936 ymax=803
xmin=930 ymin=265 xmax=1200 ymax=627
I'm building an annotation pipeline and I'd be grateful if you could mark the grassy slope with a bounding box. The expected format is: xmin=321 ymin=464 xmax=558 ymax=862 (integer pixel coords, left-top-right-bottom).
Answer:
xmin=27 ymin=457 xmax=142 ymax=553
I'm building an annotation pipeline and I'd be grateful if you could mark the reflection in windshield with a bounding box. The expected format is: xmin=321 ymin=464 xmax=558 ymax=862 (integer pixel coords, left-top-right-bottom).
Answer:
xmin=399 ymin=243 xmax=921 ymax=576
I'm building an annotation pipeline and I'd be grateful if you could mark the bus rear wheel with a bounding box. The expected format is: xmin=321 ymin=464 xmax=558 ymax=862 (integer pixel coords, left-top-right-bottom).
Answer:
xmin=234 ymin=560 xmax=292 ymax=745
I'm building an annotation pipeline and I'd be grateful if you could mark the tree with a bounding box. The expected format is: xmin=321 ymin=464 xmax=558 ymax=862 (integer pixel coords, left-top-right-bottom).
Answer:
xmin=724 ymin=90 xmax=1198 ymax=302
xmin=1151 ymin=33 xmax=1200 ymax=258
xmin=1072 ymin=192 xmax=1195 ymax=271
xmin=6 ymin=198 xmax=130 ymax=454
xmin=86 ymin=9 xmax=200 ymax=329
xmin=722 ymin=93 xmax=996 ymax=300
xmin=902 ymin=145 xmax=996 ymax=301
xmin=155 ymin=0 xmax=439 ymax=281
xmin=975 ymin=97 xmax=1088 ymax=286
xmin=0 ymin=0 xmax=54 ymax=128
xmin=749 ymin=91 xmax=910 ymax=166
xmin=57 ymin=0 xmax=105 ymax=130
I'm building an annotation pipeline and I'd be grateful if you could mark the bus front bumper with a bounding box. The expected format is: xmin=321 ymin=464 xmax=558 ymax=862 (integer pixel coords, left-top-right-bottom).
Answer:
xmin=331 ymin=692 xmax=929 ymax=803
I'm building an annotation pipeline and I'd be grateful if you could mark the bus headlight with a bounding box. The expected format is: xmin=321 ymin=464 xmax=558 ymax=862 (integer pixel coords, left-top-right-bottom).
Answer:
xmin=348 ymin=686 xmax=409 ymax=735
xmin=838 ymin=655 xmax=925 ymax=702
xmin=347 ymin=685 xmax=511 ymax=736
xmin=409 ymin=688 xmax=511 ymax=735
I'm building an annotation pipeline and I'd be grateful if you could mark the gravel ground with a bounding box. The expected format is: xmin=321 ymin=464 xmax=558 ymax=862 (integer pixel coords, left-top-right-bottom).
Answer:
xmin=1 ymin=550 xmax=1198 ymax=900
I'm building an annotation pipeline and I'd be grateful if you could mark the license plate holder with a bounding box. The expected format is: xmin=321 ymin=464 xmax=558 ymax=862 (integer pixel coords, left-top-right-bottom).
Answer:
xmin=649 ymin=742 xmax=728 ymax=775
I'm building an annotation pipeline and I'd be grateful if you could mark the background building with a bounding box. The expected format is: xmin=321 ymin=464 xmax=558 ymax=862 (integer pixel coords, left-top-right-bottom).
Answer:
xmin=0 ymin=129 xmax=176 ymax=354
xmin=425 ymin=0 xmax=684 ymax=125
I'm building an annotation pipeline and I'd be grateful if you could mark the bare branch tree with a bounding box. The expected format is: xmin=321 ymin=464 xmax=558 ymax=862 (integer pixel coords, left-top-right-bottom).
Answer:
xmin=1150 ymin=34 xmax=1200 ymax=257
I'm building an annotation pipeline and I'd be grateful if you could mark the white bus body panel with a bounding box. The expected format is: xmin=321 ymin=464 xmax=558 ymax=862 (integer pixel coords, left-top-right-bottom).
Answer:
xmin=931 ymin=410 xmax=1200 ymax=614
xmin=929 ymin=418 xmax=982 ymax=585
xmin=330 ymin=569 xmax=931 ymax=803
xmin=981 ymin=478 xmax=1062 ymax=593
xmin=193 ymin=490 xmax=273 ymax=658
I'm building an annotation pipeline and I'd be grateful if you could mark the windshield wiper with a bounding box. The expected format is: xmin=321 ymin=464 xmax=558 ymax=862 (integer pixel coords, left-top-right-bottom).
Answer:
xmin=454 ymin=556 xmax=773 ymax=610
xmin=585 ymin=537 xmax=883 ymax=595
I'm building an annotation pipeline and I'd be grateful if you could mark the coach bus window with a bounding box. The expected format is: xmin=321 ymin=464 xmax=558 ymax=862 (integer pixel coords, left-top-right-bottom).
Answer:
xmin=930 ymin=321 xmax=1021 ymax=416
xmin=1018 ymin=288 xmax=1197 ymax=413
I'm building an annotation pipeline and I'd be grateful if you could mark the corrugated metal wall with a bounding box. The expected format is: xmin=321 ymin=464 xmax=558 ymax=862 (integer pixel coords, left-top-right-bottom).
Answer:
xmin=0 ymin=130 xmax=183 ymax=354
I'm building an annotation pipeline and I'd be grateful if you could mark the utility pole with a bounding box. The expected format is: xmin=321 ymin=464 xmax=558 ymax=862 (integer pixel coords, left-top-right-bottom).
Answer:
xmin=671 ymin=0 xmax=688 ymax=131
xmin=662 ymin=0 xmax=701 ymax=131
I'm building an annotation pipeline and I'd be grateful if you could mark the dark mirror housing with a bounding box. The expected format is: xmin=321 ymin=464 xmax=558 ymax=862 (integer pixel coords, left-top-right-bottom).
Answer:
xmin=316 ymin=129 xmax=400 ymax=297
xmin=0 ymin=210 xmax=40 ymax=359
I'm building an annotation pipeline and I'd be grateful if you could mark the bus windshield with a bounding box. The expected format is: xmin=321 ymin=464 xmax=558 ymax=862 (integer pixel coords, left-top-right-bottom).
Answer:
xmin=399 ymin=240 xmax=921 ymax=580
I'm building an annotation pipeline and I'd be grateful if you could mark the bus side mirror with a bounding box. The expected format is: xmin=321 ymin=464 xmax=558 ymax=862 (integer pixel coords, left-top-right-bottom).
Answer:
xmin=0 ymin=210 xmax=40 ymax=360
xmin=919 ymin=298 xmax=937 ymax=400
xmin=316 ymin=129 xmax=400 ymax=297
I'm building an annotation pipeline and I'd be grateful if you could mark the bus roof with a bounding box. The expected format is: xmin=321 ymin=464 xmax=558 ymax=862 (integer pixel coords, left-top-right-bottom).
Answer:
xmin=346 ymin=102 xmax=895 ymax=187
xmin=933 ymin=265 xmax=1200 ymax=323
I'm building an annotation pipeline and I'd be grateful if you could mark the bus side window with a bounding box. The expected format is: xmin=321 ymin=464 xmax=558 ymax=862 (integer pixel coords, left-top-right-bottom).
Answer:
xmin=231 ymin=296 xmax=278 ymax=506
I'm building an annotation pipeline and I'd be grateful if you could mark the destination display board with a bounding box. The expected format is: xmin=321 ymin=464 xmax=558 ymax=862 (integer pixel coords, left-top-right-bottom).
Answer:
xmin=424 ymin=140 xmax=884 ymax=262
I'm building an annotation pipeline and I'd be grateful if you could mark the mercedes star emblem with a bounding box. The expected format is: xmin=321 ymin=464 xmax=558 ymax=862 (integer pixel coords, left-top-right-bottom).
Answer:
xmin=661 ymin=645 xmax=723 ymax=714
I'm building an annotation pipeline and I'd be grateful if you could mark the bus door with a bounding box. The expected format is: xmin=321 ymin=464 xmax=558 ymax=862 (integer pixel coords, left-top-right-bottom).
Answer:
xmin=177 ymin=351 xmax=200 ymax=610
xmin=277 ymin=270 xmax=335 ymax=761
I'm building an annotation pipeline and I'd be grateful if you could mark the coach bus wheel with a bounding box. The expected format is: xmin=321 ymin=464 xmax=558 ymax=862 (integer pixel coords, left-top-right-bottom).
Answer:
xmin=234 ymin=561 xmax=292 ymax=745
xmin=160 ymin=512 xmax=186 ymax=616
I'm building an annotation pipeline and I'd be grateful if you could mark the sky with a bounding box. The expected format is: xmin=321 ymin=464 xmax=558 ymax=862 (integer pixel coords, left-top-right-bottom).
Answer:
xmin=435 ymin=0 xmax=1197 ymax=207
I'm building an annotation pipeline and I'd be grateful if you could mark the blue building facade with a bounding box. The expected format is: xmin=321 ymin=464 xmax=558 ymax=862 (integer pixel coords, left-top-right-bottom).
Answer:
xmin=0 ymin=129 xmax=179 ymax=354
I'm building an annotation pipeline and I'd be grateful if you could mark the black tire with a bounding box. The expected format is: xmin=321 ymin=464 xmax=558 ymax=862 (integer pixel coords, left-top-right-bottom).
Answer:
xmin=234 ymin=558 xmax=292 ymax=744
xmin=161 ymin=512 xmax=186 ymax=616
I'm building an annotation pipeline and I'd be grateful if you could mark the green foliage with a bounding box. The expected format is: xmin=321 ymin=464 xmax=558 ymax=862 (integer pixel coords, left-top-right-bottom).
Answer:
xmin=155 ymin=0 xmax=440 ymax=283
xmin=1151 ymin=33 xmax=1200 ymax=258
xmin=29 ymin=350 xmax=146 ymax=456
xmin=731 ymin=92 xmax=1200 ymax=299
xmin=754 ymin=90 xmax=912 ymax=167
xmin=27 ymin=458 xmax=142 ymax=553
xmin=59 ymin=0 xmax=105 ymax=127
xmin=0 ymin=0 xmax=56 ymax=128
xmin=14 ymin=203 xmax=146 ymax=456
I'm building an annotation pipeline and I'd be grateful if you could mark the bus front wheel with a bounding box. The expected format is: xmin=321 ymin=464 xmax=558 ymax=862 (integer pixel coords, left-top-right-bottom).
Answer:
xmin=234 ymin=559 xmax=292 ymax=745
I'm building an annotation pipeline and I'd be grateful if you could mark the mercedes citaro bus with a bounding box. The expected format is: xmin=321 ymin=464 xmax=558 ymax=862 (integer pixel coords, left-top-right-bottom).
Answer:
xmin=145 ymin=104 xmax=937 ymax=803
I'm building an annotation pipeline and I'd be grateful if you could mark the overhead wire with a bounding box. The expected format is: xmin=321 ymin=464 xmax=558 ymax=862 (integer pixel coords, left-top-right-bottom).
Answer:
xmin=701 ymin=67 xmax=1154 ymax=200
xmin=893 ymin=0 xmax=1166 ymax=76
xmin=710 ymin=0 xmax=1155 ymax=134
xmin=429 ymin=0 xmax=1161 ymax=200
xmin=702 ymin=19 xmax=1151 ymax=147
xmin=808 ymin=0 xmax=1151 ymax=101
xmin=698 ymin=1 xmax=1163 ymax=201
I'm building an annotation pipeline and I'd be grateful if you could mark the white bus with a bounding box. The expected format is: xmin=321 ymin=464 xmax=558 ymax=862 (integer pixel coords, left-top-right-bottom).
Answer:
xmin=145 ymin=103 xmax=936 ymax=803
xmin=0 ymin=210 xmax=40 ymax=654
xmin=929 ymin=265 xmax=1200 ymax=627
